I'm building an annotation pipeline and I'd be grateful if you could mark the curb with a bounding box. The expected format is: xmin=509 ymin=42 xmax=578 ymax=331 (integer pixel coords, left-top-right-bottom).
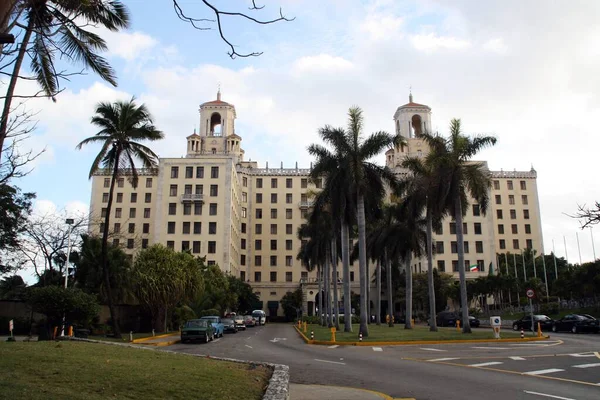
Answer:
xmin=132 ymin=332 xmax=178 ymax=343
xmin=68 ymin=337 xmax=289 ymax=400
xmin=294 ymin=326 xmax=550 ymax=346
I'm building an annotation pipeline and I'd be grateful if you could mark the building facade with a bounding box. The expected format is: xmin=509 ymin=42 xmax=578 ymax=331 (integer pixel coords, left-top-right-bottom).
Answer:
xmin=88 ymin=92 xmax=544 ymax=317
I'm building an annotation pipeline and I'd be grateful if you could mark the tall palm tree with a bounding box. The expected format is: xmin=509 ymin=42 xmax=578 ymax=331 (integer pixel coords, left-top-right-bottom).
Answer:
xmin=431 ymin=119 xmax=496 ymax=333
xmin=1 ymin=0 xmax=130 ymax=160
xmin=309 ymin=106 xmax=400 ymax=337
xmin=77 ymin=98 xmax=163 ymax=338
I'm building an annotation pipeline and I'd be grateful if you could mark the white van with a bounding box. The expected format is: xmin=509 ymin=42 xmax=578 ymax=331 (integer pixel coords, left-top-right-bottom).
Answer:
xmin=252 ymin=310 xmax=266 ymax=325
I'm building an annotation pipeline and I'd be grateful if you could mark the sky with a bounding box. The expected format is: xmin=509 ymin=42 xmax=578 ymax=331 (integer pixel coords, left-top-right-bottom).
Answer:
xmin=7 ymin=0 xmax=600 ymax=267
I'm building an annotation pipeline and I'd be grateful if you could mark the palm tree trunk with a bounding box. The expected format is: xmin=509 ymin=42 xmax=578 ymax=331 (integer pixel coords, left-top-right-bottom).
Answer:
xmin=357 ymin=192 xmax=369 ymax=337
xmin=426 ymin=208 xmax=438 ymax=332
xmin=376 ymin=258 xmax=381 ymax=325
xmin=366 ymin=260 xmax=370 ymax=323
xmin=341 ymin=223 xmax=352 ymax=332
xmin=404 ymin=254 xmax=413 ymax=329
xmin=325 ymin=243 xmax=332 ymax=327
xmin=0 ymin=16 xmax=34 ymax=160
xmin=455 ymin=196 xmax=472 ymax=333
xmin=386 ymin=249 xmax=394 ymax=327
xmin=331 ymin=236 xmax=340 ymax=330
xmin=318 ymin=265 xmax=324 ymax=326
xmin=101 ymin=153 xmax=122 ymax=338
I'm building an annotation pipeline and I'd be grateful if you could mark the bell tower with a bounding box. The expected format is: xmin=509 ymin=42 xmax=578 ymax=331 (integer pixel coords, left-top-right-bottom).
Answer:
xmin=199 ymin=88 xmax=237 ymax=138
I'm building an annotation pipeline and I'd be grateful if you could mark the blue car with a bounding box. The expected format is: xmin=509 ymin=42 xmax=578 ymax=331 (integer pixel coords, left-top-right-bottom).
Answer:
xmin=200 ymin=316 xmax=224 ymax=338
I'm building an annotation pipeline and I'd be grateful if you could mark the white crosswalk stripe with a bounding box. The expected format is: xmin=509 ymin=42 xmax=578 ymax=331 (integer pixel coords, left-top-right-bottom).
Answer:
xmin=328 ymin=345 xmax=339 ymax=349
xmin=572 ymin=363 xmax=600 ymax=369
xmin=568 ymin=353 xmax=596 ymax=357
xmin=428 ymin=357 xmax=459 ymax=362
xmin=469 ymin=361 xmax=503 ymax=367
xmin=372 ymin=347 xmax=383 ymax=352
xmin=510 ymin=356 xmax=526 ymax=361
xmin=420 ymin=348 xmax=446 ymax=352
xmin=471 ymin=346 xmax=510 ymax=350
xmin=523 ymin=368 xmax=564 ymax=375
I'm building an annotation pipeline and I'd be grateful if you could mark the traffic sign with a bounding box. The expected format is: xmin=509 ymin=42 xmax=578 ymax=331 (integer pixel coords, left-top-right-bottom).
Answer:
xmin=526 ymin=289 xmax=535 ymax=299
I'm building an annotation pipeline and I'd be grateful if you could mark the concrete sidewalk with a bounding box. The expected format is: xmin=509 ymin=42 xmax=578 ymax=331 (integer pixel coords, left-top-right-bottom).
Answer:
xmin=290 ymin=383 xmax=411 ymax=400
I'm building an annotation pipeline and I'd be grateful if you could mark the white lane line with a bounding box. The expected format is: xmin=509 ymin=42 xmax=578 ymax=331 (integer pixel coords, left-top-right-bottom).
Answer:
xmin=568 ymin=353 xmax=595 ymax=357
xmin=471 ymin=346 xmax=510 ymax=350
xmin=428 ymin=357 xmax=459 ymax=362
xmin=314 ymin=359 xmax=346 ymax=365
xmin=523 ymin=368 xmax=564 ymax=376
xmin=572 ymin=363 xmax=600 ymax=369
xmin=510 ymin=356 xmax=526 ymax=361
xmin=372 ymin=347 xmax=383 ymax=352
xmin=420 ymin=348 xmax=446 ymax=352
xmin=469 ymin=361 xmax=503 ymax=367
xmin=328 ymin=345 xmax=339 ymax=349
xmin=523 ymin=390 xmax=575 ymax=400
xmin=245 ymin=345 xmax=253 ymax=349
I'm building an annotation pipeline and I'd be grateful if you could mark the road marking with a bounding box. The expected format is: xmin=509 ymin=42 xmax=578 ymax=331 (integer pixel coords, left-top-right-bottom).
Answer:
xmin=471 ymin=346 xmax=510 ymax=350
xmin=427 ymin=357 xmax=459 ymax=362
xmin=245 ymin=345 xmax=253 ymax=349
xmin=372 ymin=347 xmax=383 ymax=352
xmin=523 ymin=368 xmax=565 ymax=376
xmin=523 ymin=390 xmax=575 ymax=400
xmin=314 ymin=359 xmax=346 ymax=365
xmin=269 ymin=337 xmax=287 ymax=343
xmin=572 ymin=363 xmax=600 ymax=369
xmin=595 ymin=351 xmax=600 ymax=359
xmin=420 ymin=348 xmax=446 ymax=352
xmin=469 ymin=361 xmax=504 ymax=367
xmin=510 ymin=356 xmax=526 ymax=361
xmin=568 ymin=353 xmax=596 ymax=357
xmin=328 ymin=345 xmax=339 ymax=349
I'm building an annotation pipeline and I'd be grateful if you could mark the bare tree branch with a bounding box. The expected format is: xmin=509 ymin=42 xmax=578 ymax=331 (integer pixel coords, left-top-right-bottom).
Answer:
xmin=568 ymin=202 xmax=600 ymax=229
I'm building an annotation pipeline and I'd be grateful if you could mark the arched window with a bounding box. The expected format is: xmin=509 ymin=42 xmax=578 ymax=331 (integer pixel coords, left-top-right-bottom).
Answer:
xmin=411 ymin=114 xmax=423 ymax=137
xmin=210 ymin=112 xmax=222 ymax=136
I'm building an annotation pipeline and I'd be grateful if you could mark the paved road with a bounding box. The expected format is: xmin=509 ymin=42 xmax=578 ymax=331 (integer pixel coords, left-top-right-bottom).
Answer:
xmin=169 ymin=325 xmax=600 ymax=400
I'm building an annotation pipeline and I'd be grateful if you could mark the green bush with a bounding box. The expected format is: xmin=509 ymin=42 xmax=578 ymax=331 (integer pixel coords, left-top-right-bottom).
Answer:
xmin=172 ymin=305 xmax=197 ymax=328
xmin=540 ymin=303 xmax=559 ymax=316
xmin=199 ymin=308 xmax=220 ymax=317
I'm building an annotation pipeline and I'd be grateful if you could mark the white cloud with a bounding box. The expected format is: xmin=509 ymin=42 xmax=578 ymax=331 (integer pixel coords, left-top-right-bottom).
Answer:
xmin=483 ymin=38 xmax=508 ymax=54
xmin=292 ymin=54 xmax=354 ymax=73
xmin=410 ymin=33 xmax=471 ymax=52
xmin=104 ymin=31 xmax=158 ymax=61
xmin=360 ymin=14 xmax=404 ymax=41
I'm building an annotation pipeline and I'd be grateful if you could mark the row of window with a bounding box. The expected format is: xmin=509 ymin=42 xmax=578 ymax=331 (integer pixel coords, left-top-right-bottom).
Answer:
xmin=495 ymin=194 xmax=529 ymax=205
xmin=170 ymin=166 xmax=219 ymax=179
xmin=167 ymin=221 xmax=217 ymax=234
xmin=245 ymin=177 xmax=321 ymax=189
xmin=496 ymin=209 xmax=530 ymax=220
xmin=112 ymin=238 xmax=148 ymax=249
xmin=493 ymin=179 xmax=527 ymax=191
xmin=169 ymin=202 xmax=204 ymax=215
xmin=102 ymin=192 xmax=152 ymax=203
xmin=499 ymin=238 xmax=533 ymax=250
xmin=103 ymin=177 xmax=154 ymax=189
xmin=242 ymin=254 xmax=295 ymax=267
xmin=497 ymin=224 xmax=532 ymax=235
xmin=101 ymin=207 xmax=152 ymax=218
xmin=101 ymin=222 xmax=151 ymax=235
xmin=252 ymin=271 xmax=294 ymax=282
xmin=170 ymin=184 xmax=217 ymax=197
xmin=253 ymin=193 xmax=306 ymax=204
xmin=435 ymin=259 xmax=486 ymax=273
xmin=436 ymin=222 xmax=483 ymax=235
xmin=435 ymin=241 xmax=485 ymax=254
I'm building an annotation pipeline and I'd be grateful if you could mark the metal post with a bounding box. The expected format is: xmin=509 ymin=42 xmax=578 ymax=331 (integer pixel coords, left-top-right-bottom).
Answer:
xmin=576 ymin=232 xmax=582 ymax=265
xmin=513 ymin=253 xmax=520 ymax=307
xmin=522 ymin=251 xmax=527 ymax=281
xmin=529 ymin=298 xmax=534 ymax=333
xmin=563 ymin=236 xmax=568 ymax=263
xmin=591 ymin=227 xmax=596 ymax=261
xmin=542 ymin=253 xmax=549 ymax=300
xmin=552 ymin=240 xmax=558 ymax=281
xmin=504 ymin=253 xmax=512 ymax=306
xmin=532 ymin=245 xmax=537 ymax=278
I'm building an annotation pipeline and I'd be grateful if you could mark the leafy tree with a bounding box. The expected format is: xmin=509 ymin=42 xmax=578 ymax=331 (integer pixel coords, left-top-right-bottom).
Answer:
xmin=0 ymin=274 xmax=26 ymax=300
xmin=280 ymin=288 xmax=303 ymax=322
xmin=27 ymin=286 xmax=99 ymax=340
xmin=1 ymin=1 xmax=130 ymax=160
xmin=77 ymin=98 xmax=163 ymax=338
xmin=227 ymin=275 xmax=259 ymax=315
xmin=132 ymin=244 xmax=203 ymax=332
xmin=0 ymin=183 xmax=34 ymax=274
xmin=192 ymin=261 xmax=232 ymax=314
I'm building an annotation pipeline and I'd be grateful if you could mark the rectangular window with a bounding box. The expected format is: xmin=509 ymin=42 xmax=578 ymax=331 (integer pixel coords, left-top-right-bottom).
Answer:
xmin=285 ymin=208 xmax=293 ymax=219
xmin=242 ymin=177 xmax=247 ymax=187
xmin=129 ymin=208 xmax=136 ymax=218
xmin=166 ymin=241 xmax=174 ymax=249
xmin=114 ymin=223 xmax=120 ymax=233
xmin=498 ymin=224 xmax=504 ymax=234
xmin=182 ymin=241 xmax=190 ymax=252
xmin=526 ymin=239 xmax=533 ymax=249
xmin=472 ymin=204 xmax=480 ymax=216
xmin=477 ymin=260 xmax=485 ymax=272
xmin=256 ymin=178 xmax=263 ymax=188
xmin=270 ymin=240 xmax=277 ymax=250
xmin=102 ymin=193 xmax=109 ymax=203
xmin=241 ymin=238 xmax=246 ymax=250
xmin=210 ymin=166 xmax=219 ymax=178
xmin=495 ymin=195 xmax=501 ymax=205
xmin=474 ymin=222 xmax=482 ymax=235
xmin=271 ymin=209 xmax=277 ymax=219
xmin=103 ymin=178 xmax=110 ymax=188
xmin=142 ymin=239 xmax=148 ymax=249
xmin=451 ymin=241 xmax=458 ymax=253
xmin=196 ymin=166 xmax=204 ymax=178
xmin=499 ymin=239 xmax=506 ymax=249
xmin=113 ymin=239 xmax=120 ymax=247
xmin=256 ymin=193 xmax=262 ymax=203
xmin=183 ymin=203 xmax=191 ymax=215
xmin=185 ymin=166 xmax=193 ymax=178
xmin=286 ymin=178 xmax=292 ymax=189
xmin=115 ymin=208 xmax=122 ymax=218
xmin=493 ymin=180 xmax=500 ymax=190
xmin=194 ymin=203 xmax=202 ymax=215
xmin=464 ymin=260 xmax=470 ymax=272
xmin=511 ymin=224 xmax=518 ymax=234
xmin=146 ymin=178 xmax=152 ymax=188
xmin=171 ymin=166 xmax=179 ymax=178
xmin=270 ymin=271 xmax=277 ymax=282
xmin=210 ymin=185 xmax=218 ymax=196
xmin=285 ymin=194 xmax=292 ymax=204
xmin=255 ymin=224 xmax=262 ymax=234
xmin=507 ymin=180 xmax=513 ymax=190
xmin=142 ymin=223 xmax=149 ymax=234
xmin=270 ymin=256 xmax=277 ymax=267
xmin=242 ymin=192 xmax=247 ymax=202
xmin=183 ymin=184 xmax=191 ymax=195
xmin=435 ymin=225 xmax=443 ymax=235
xmin=496 ymin=209 xmax=503 ymax=219
xmin=286 ymin=255 xmax=293 ymax=267
xmin=209 ymin=222 xmax=216 ymax=234
xmin=195 ymin=184 xmax=203 ymax=195
xmin=476 ymin=241 xmax=483 ymax=253
xmin=464 ymin=241 xmax=469 ymax=253
xmin=145 ymin=193 xmax=152 ymax=203
xmin=130 ymin=193 xmax=137 ymax=203
xmin=208 ymin=241 xmax=216 ymax=253
xmin=520 ymin=180 xmax=527 ymax=190
xmin=209 ymin=203 xmax=217 ymax=215
xmin=450 ymin=222 xmax=456 ymax=234
xmin=270 ymin=224 xmax=277 ymax=234
xmin=168 ymin=203 xmax=176 ymax=215
xmin=170 ymin=185 xmax=177 ymax=196
xmin=315 ymin=179 xmax=323 ymax=188
xmin=193 ymin=241 xmax=201 ymax=253
xmin=510 ymin=209 xmax=517 ymax=219
xmin=128 ymin=223 xmax=135 ymax=234
xmin=437 ymin=260 xmax=445 ymax=272
xmin=523 ymin=209 xmax=530 ymax=219
xmin=254 ymin=272 xmax=261 ymax=282
xmin=286 ymin=272 xmax=293 ymax=282
xmin=116 ymin=193 xmax=123 ymax=203
xmin=194 ymin=222 xmax=201 ymax=234
xmin=286 ymin=240 xmax=293 ymax=250
xmin=241 ymin=223 xmax=246 ymax=233
xmin=127 ymin=239 xmax=134 ymax=249
xmin=241 ymin=207 xmax=247 ymax=218
xmin=452 ymin=260 xmax=459 ymax=272
xmin=271 ymin=193 xmax=277 ymax=203
xmin=513 ymin=239 xmax=519 ymax=249
xmin=255 ymin=256 xmax=262 ymax=266
xmin=183 ymin=222 xmax=191 ymax=234
xmin=240 ymin=255 xmax=246 ymax=266
xmin=144 ymin=208 xmax=150 ymax=218
xmin=286 ymin=224 xmax=292 ymax=235
xmin=255 ymin=240 xmax=262 ymax=250
xmin=117 ymin=178 xmax=124 ymax=188
xmin=99 ymin=223 xmax=105 ymax=233
xmin=436 ymin=241 xmax=444 ymax=254
xmin=525 ymin=224 xmax=531 ymax=234
xmin=509 ymin=195 xmax=515 ymax=205
xmin=168 ymin=222 xmax=175 ymax=234
xmin=350 ymin=271 xmax=355 ymax=282
xmin=301 ymin=178 xmax=307 ymax=188
xmin=522 ymin=195 xmax=528 ymax=205
xmin=271 ymin=178 xmax=277 ymax=188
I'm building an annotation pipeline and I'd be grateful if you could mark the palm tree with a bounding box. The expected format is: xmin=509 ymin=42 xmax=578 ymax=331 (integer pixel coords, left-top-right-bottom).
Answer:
xmin=0 ymin=1 xmax=130 ymax=160
xmin=432 ymin=119 xmax=497 ymax=333
xmin=309 ymin=106 xmax=400 ymax=337
xmin=76 ymin=98 xmax=163 ymax=338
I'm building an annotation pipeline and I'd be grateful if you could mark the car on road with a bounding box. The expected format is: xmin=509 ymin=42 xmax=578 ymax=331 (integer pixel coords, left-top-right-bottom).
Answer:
xmin=221 ymin=318 xmax=238 ymax=333
xmin=252 ymin=310 xmax=266 ymax=325
xmin=552 ymin=314 xmax=600 ymax=333
xmin=234 ymin=315 xmax=247 ymax=330
xmin=181 ymin=319 xmax=215 ymax=343
xmin=244 ymin=315 xmax=256 ymax=327
xmin=200 ymin=316 xmax=225 ymax=337
xmin=469 ymin=316 xmax=480 ymax=328
xmin=512 ymin=314 xmax=554 ymax=331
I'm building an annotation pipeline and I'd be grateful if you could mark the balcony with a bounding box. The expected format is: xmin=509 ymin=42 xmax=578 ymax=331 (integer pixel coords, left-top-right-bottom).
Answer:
xmin=181 ymin=193 xmax=204 ymax=203
xmin=298 ymin=200 xmax=314 ymax=209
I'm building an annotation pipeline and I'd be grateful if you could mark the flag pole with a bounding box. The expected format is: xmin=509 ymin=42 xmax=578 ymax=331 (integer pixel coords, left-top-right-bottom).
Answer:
xmin=522 ymin=250 xmax=527 ymax=281
xmin=563 ymin=236 xmax=568 ymax=263
xmin=552 ymin=239 xmax=558 ymax=281
xmin=532 ymin=243 xmax=537 ymax=278
xmin=513 ymin=252 xmax=520 ymax=307
xmin=542 ymin=252 xmax=549 ymax=300
xmin=576 ymin=232 xmax=582 ymax=265
xmin=591 ymin=227 xmax=596 ymax=261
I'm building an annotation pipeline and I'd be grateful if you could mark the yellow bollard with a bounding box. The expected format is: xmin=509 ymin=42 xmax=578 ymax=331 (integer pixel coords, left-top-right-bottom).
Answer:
xmin=386 ymin=315 xmax=390 ymax=324
xmin=303 ymin=321 xmax=307 ymax=333
xmin=68 ymin=326 xmax=73 ymax=337
xmin=330 ymin=327 xmax=336 ymax=342
xmin=411 ymin=318 xmax=415 ymax=328
xmin=537 ymin=322 xmax=542 ymax=337
xmin=456 ymin=319 xmax=461 ymax=331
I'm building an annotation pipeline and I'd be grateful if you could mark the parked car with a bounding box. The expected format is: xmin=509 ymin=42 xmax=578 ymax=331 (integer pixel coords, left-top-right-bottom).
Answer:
xmin=552 ymin=314 xmax=600 ymax=334
xmin=512 ymin=315 xmax=554 ymax=331
xmin=221 ymin=318 xmax=238 ymax=333
xmin=234 ymin=315 xmax=247 ymax=330
xmin=436 ymin=311 xmax=458 ymax=327
xmin=469 ymin=316 xmax=481 ymax=328
xmin=244 ymin=315 xmax=256 ymax=327
xmin=252 ymin=310 xmax=266 ymax=325
xmin=200 ymin=316 xmax=225 ymax=337
xmin=181 ymin=319 xmax=215 ymax=343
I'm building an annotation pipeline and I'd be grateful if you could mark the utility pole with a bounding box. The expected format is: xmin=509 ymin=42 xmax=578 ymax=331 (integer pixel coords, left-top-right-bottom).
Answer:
xmin=60 ymin=218 xmax=75 ymax=337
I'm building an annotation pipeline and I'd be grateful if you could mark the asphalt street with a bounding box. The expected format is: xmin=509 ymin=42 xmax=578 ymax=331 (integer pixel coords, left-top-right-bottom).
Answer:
xmin=169 ymin=325 xmax=600 ymax=400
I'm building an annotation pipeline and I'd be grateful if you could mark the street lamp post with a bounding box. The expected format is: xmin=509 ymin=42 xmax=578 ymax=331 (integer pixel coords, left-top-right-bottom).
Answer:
xmin=61 ymin=218 xmax=74 ymax=337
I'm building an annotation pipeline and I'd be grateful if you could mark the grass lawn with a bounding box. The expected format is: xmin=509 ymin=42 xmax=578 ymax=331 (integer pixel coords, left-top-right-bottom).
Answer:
xmin=304 ymin=324 xmax=523 ymax=342
xmin=0 ymin=341 xmax=270 ymax=400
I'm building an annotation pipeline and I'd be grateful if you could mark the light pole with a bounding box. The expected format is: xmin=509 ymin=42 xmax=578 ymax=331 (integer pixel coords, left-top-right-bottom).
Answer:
xmin=61 ymin=218 xmax=74 ymax=337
